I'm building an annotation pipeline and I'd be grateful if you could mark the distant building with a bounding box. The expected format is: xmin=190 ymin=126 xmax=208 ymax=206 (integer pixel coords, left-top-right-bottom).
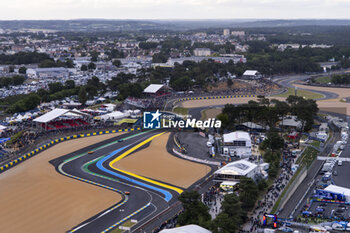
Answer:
xmin=231 ymin=31 xmax=245 ymax=37
xmin=167 ymin=55 xmax=245 ymax=65
xmin=242 ymin=70 xmax=262 ymax=79
xmin=223 ymin=29 xmax=230 ymax=36
xmin=26 ymin=67 xmax=69 ymax=79
xmin=193 ymin=48 xmax=211 ymax=57
xmin=221 ymin=131 xmax=252 ymax=158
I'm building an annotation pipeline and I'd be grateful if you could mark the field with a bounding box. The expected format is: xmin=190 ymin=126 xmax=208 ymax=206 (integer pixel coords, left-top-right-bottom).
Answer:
xmin=201 ymin=108 xmax=222 ymax=120
xmin=313 ymin=76 xmax=331 ymax=84
xmin=173 ymin=106 xmax=189 ymax=116
xmin=0 ymin=133 xmax=123 ymax=233
xmin=294 ymin=83 xmax=350 ymax=100
xmin=274 ymin=87 xmax=324 ymax=99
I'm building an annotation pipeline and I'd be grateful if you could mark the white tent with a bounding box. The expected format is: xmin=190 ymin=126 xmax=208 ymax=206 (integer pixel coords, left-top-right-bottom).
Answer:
xmin=33 ymin=108 xmax=90 ymax=123
xmin=160 ymin=225 xmax=211 ymax=233
xmin=0 ymin=125 xmax=7 ymax=130
xmin=98 ymin=111 xmax=126 ymax=121
xmin=243 ymin=70 xmax=258 ymax=76
xmin=324 ymin=185 xmax=350 ymax=202
xmin=143 ymin=84 xmax=165 ymax=94
xmin=16 ymin=115 xmax=23 ymax=122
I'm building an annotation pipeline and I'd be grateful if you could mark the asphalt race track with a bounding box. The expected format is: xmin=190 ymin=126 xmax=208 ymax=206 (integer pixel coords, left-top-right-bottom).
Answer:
xmin=51 ymin=130 xmax=180 ymax=233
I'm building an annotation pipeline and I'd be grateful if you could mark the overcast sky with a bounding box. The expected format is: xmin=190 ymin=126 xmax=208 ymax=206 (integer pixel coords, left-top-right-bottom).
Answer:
xmin=1 ymin=0 xmax=350 ymax=20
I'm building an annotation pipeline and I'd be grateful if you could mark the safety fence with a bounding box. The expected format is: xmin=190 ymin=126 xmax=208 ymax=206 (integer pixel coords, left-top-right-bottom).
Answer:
xmin=172 ymin=149 xmax=221 ymax=166
xmin=177 ymin=94 xmax=256 ymax=102
xmin=0 ymin=127 xmax=141 ymax=174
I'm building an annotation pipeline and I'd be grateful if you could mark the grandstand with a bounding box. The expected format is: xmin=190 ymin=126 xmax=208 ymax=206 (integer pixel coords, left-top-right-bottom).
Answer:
xmin=33 ymin=108 xmax=91 ymax=131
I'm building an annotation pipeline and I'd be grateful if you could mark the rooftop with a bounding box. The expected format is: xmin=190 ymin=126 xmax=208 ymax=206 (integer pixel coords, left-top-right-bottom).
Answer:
xmin=143 ymin=84 xmax=165 ymax=94
xmin=223 ymin=131 xmax=251 ymax=143
xmin=215 ymin=159 xmax=257 ymax=176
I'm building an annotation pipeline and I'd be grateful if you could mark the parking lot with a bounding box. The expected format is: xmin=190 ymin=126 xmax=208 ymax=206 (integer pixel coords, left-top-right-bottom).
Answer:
xmin=306 ymin=201 xmax=350 ymax=221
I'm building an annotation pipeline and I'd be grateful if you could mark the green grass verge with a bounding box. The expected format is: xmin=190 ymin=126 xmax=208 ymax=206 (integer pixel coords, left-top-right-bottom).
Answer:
xmin=274 ymin=87 xmax=324 ymax=100
xmin=314 ymin=76 xmax=331 ymax=84
xmin=109 ymin=229 xmax=124 ymax=233
xmin=109 ymin=220 xmax=136 ymax=233
xmin=173 ymin=107 xmax=188 ymax=115
xmin=200 ymin=109 xmax=208 ymax=121
xmin=310 ymin=140 xmax=321 ymax=148
xmin=296 ymin=146 xmax=319 ymax=167
xmin=6 ymin=130 xmax=23 ymax=146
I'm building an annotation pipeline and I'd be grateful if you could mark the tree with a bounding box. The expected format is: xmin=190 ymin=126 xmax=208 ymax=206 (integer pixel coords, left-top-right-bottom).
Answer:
xmin=18 ymin=66 xmax=27 ymax=74
xmin=112 ymin=59 xmax=122 ymax=67
xmin=271 ymin=99 xmax=290 ymax=134
xmin=211 ymin=194 xmax=243 ymax=233
xmin=39 ymin=59 xmax=57 ymax=68
xmin=171 ymin=76 xmax=192 ymax=91
xmin=90 ymin=51 xmax=99 ymax=62
xmin=117 ymin=83 xmax=143 ymax=100
xmin=260 ymin=130 xmax=284 ymax=151
xmin=177 ymin=191 xmax=211 ymax=228
xmin=9 ymin=65 xmax=15 ymax=73
xmin=78 ymin=87 xmax=88 ymax=104
xmin=11 ymin=75 xmax=25 ymax=86
xmin=37 ymin=88 xmax=50 ymax=102
xmin=152 ymin=53 xmax=168 ymax=63
xmin=139 ymin=42 xmax=159 ymax=49
xmin=239 ymin=177 xmax=259 ymax=211
xmin=65 ymin=59 xmax=74 ymax=68
xmin=107 ymin=49 xmax=124 ymax=59
xmin=81 ymin=65 xmax=88 ymax=71
xmin=48 ymin=82 xmax=64 ymax=93
xmin=64 ymin=80 xmax=75 ymax=89
xmin=88 ymin=62 xmax=96 ymax=70
xmin=216 ymin=113 xmax=230 ymax=130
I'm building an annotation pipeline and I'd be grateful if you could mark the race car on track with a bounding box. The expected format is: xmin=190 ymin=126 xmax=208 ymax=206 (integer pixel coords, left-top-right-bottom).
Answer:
xmin=124 ymin=191 xmax=130 ymax=195
xmin=88 ymin=151 xmax=94 ymax=154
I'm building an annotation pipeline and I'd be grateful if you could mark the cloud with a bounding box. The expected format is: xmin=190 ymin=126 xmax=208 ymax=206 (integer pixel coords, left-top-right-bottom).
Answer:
xmin=1 ymin=0 xmax=350 ymax=19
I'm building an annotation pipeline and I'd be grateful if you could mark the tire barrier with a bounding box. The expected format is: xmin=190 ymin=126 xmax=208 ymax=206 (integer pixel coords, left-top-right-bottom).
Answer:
xmin=173 ymin=134 xmax=187 ymax=154
xmin=172 ymin=148 xmax=221 ymax=166
xmin=0 ymin=127 xmax=141 ymax=174
xmin=178 ymin=94 xmax=256 ymax=102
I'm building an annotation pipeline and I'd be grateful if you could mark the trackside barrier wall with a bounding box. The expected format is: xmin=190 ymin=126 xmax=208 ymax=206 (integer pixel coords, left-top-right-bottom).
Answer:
xmin=0 ymin=127 xmax=141 ymax=174
xmin=177 ymin=94 xmax=256 ymax=102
